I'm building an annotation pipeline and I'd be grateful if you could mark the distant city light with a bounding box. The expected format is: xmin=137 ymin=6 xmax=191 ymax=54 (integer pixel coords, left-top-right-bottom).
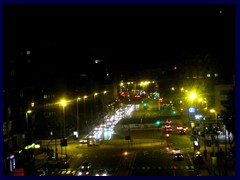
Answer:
xmin=95 ymin=59 xmax=103 ymax=63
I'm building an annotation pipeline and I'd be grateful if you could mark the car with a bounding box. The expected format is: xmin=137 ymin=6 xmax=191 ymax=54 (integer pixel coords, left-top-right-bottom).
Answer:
xmin=182 ymin=126 xmax=188 ymax=131
xmin=172 ymin=148 xmax=181 ymax=154
xmin=95 ymin=169 xmax=108 ymax=176
xmin=176 ymin=126 xmax=183 ymax=130
xmin=165 ymin=128 xmax=173 ymax=132
xmin=79 ymin=137 xmax=88 ymax=144
xmin=81 ymin=161 xmax=92 ymax=170
xmin=178 ymin=130 xmax=186 ymax=135
xmin=173 ymin=153 xmax=184 ymax=160
xmin=77 ymin=169 xmax=91 ymax=176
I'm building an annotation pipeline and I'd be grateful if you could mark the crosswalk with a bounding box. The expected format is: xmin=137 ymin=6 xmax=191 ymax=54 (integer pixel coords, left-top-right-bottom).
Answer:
xmin=54 ymin=169 xmax=78 ymax=176
xmin=132 ymin=165 xmax=195 ymax=171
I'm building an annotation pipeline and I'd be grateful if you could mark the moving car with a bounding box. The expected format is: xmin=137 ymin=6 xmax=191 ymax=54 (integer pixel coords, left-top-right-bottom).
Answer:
xmin=77 ymin=169 xmax=91 ymax=176
xmin=173 ymin=153 xmax=184 ymax=161
xmin=172 ymin=148 xmax=181 ymax=155
xmin=81 ymin=161 xmax=92 ymax=170
xmin=79 ymin=136 xmax=88 ymax=144
xmin=95 ymin=169 xmax=108 ymax=176
xmin=77 ymin=162 xmax=92 ymax=176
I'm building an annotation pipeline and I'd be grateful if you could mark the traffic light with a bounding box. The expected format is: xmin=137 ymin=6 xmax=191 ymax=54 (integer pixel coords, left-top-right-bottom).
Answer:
xmin=143 ymin=102 xmax=148 ymax=110
xmin=156 ymin=120 xmax=161 ymax=125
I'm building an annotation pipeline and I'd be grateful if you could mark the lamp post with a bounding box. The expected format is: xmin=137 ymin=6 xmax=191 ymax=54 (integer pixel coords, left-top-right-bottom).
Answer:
xmin=25 ymin=110 xmax=32 ymax=147
xmin=210 ymin=109 xmax=217 ymax=121
xmin=209 ymin=109 xmax=219 ymax=154
xmin=60 ymin=100 xmax=67 ymax=138
xmin=25 ymin=110 xmax=32 ymax=132
xmin=60 ymin=99 xmax=67 ymax=159
xmin=188 ymin=92 xmax=197 ymax=137
xmin=93 ymin=93 xmax=98 ymax=121
xmin=188 ymin=92 xmax=196 ymax=121
xmin=83 ymin=96 xmax=87 ymax=132
xmin=77 ymin=97 xmax=81 ymax=140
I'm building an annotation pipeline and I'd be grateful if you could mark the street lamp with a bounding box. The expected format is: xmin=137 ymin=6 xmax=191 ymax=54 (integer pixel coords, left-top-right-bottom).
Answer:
xmin=60 ymin=99 xmax=67 ymax=138
xmin=189 ymin=92 xmax=197 ymax=101
xmin=210 ymin=109 xmax=217 ymax=120
xmin=83 ymin=96 xmax=88 ymax=132
xmin=77 ymin=97 xmax=81 ymax=140
xmin=26 ymin=110 xmax=32 ymax=132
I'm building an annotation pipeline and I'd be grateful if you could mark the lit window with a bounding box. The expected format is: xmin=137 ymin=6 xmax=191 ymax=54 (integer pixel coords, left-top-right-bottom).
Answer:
xmin=214 ymin=73 xmax=218 ymax=77
xmin=26 ymin=50 xmax=31 ymax=56
xmin=95 ymin=59 xmax=103 ymax=63
xmin=207 ymin=74 xmax=211 ymax=77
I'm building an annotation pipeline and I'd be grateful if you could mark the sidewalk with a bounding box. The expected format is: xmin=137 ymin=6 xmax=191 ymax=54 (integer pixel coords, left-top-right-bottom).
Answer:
xmin=197 ymin=135 xmax=235 ymax=176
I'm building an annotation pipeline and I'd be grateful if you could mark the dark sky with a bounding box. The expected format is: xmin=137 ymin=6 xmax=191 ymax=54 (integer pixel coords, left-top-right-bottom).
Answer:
xmin=4 ymin=4 xmax=235 ymax=75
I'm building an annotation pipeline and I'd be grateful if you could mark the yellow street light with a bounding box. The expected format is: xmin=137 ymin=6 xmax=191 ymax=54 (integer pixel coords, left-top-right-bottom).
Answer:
xmin=60 ymin=99 xmax=67 ymax=107
xmin=60 ymin=99 xmax=67 ymax=138
xmin=26 ymin=110 xmax=32 ymax=131
xmin=189 ymin=92 xmax=197 ymax=100
xmin=77 ymin=97 xmax=81 ymax=140
xmin=210 ymin=109 xmax=217 ymax=120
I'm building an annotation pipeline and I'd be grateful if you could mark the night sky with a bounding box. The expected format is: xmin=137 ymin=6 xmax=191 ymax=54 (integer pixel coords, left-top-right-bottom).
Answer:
xmin=4 ymin=4 xmax=235 ymax=77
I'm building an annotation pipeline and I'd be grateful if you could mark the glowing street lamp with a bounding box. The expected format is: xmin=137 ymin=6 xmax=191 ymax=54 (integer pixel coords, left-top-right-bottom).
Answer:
xmin=77 ymin=97 xmax=81 ymax=140
xmin=26 ymin=110 xmax=32 ymax=132
xmin=60 ymin=99 xmax=67 ymax=138
xmin=189 ymin=92 xmax=197 ymax=100
xmin=210 ymin=109 xmax=217 ymax=120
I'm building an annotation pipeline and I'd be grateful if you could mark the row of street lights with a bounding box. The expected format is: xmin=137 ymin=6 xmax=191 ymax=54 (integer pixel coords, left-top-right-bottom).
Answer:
xmin=25 ymin=90 xmax=109 ymax=160
xmin=25 ymin=90 xmax=108 ymax=142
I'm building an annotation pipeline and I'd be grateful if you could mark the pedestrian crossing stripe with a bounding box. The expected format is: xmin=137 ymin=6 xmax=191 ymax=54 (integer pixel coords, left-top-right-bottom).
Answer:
xmin=132 ymin=166 xmax=195 ymax=170
xmin=58 ymin=169 xmax=78 ymax=176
